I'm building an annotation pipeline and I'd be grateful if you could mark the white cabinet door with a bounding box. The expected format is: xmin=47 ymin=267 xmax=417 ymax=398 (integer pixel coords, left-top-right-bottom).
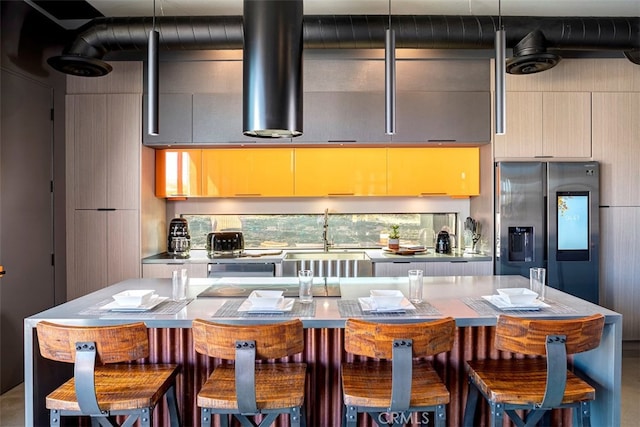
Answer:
xmin=430 ymin=261 xmax=493 ymax=276
xmin=142 ymin=263 xmax=208 ymax=279
xmin=373 ymin=262 xmax=425 ymax=277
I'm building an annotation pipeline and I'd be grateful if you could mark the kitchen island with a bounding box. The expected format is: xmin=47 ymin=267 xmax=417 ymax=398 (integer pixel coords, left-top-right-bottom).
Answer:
xmin=24 ymin=276 xmax=621 ymax=426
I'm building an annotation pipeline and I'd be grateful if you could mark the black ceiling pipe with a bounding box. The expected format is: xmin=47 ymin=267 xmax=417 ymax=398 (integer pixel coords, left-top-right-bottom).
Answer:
xmin=242 ymin=0 xmax=303 ymax=138
xmin=47 ymin=15 xmax=640 ymax=76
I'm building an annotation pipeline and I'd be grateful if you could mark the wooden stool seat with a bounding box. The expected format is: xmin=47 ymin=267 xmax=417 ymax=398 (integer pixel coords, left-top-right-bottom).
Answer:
xmin=463 ymin=314 xmax=605 ymax=427
xmin=36 ymin=321 xmax=181 ymax=427
xmin=466 ymin=358 xmax=595 ymax=406
xmin=193 ymin=318 xmax=307 ymax=427
xmin=342 ymin=360 xmax=450 ymax=408
xmin=341 ymin=317 xmax=455 ymax=427
xmin=46 ymin=364 xmax=180 ymax=412
xmin=197 ymin=363 xmax=306 ymax=410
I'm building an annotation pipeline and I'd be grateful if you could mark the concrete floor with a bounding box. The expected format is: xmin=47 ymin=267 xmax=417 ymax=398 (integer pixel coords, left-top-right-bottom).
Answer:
xmin=1 ymin=341 xmax=638 ymax=426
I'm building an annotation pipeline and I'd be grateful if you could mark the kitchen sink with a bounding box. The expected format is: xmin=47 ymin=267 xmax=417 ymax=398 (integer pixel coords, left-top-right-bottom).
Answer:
xmin=283 ymin=251 xmax=369 ymax=261
xmin=282 ymin=251 xmax=372 ymax=277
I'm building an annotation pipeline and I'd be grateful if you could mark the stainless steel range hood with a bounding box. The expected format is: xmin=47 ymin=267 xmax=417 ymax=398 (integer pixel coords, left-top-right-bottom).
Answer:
xmin=242 ymin=0 xmax=303 ymax=138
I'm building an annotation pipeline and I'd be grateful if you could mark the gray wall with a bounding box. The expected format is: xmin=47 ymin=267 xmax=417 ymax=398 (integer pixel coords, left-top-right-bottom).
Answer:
xmin=1 ymin=0 xmax=68 ymax=391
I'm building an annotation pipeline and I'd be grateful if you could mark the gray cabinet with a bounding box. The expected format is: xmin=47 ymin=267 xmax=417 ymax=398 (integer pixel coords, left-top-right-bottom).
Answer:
xmin=394 ymin=91 xmax=490 ymax=143
xmin=193 ymin=93 xmax=256 ymax=143
xmin=142 ymin=93 xmax=192 ymax=145
xmin=295 ymin=92 xmax=390 ymax=143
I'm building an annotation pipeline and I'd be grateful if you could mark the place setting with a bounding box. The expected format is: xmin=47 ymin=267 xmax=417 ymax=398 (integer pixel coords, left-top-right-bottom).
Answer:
xmin=79 ymin=289 xmax=192 ymax=316
xmin=212 ymin=289 xmax=316 ymax=318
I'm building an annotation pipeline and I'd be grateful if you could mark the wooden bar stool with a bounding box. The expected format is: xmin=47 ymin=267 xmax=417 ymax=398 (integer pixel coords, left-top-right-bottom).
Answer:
xmin=192 ymin=318 xmax=307 ymax=427
xmin=36 ymin=321 xmax=180 ymax=427
xmin=341 ymin=317 xmax=456 ymax=427
xmin=463 ymin=314 xmax=605 ymax=427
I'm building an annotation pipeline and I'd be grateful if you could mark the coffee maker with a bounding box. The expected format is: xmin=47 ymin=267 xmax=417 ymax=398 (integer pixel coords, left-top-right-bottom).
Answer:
xmin=168 ymin=218 xmax=191 ymax=257
xmin=436 ymin=230 xmax=451 ymax=254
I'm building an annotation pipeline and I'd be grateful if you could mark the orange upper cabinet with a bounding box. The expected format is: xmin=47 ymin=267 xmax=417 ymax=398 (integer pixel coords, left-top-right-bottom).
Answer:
xmin=155 ymin=149 xmax=202 ymax=197
xmin=294 ymin=148 xmax=387 ymax=196
xmin=202 ymin=148 xmax=295 ymax=197
xmin=387 ymin=147 xmax=479 ymax=197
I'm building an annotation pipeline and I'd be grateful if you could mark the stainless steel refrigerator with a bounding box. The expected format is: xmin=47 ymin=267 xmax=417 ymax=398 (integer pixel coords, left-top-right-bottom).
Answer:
xmin=495 ymin=162 xmax=600 ymax=303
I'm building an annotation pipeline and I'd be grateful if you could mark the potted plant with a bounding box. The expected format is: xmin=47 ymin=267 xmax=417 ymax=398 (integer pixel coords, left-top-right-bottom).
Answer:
xmin=388 ymin=225 xmax=400 ymax=250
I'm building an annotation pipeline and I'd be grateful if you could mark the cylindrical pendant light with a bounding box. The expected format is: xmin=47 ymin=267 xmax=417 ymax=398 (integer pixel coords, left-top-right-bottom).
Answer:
xmin=385 ymin=0 xmax=396 ymax=135
xmin=147 ymin=0 xmax=159 ymax=136
xmin=243 ymin=0 xmax=303 ymax=138
xmin=494 ymin=0 xmax=506 ymax=135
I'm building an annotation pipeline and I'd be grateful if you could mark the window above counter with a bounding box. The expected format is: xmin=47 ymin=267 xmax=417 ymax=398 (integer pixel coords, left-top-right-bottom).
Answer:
xmin=181 ymin=212 xmax=457 ymax=250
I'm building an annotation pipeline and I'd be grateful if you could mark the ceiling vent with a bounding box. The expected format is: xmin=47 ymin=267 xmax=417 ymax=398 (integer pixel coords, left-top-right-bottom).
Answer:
xmin=506 ymin=30 xmax=561 ymax=74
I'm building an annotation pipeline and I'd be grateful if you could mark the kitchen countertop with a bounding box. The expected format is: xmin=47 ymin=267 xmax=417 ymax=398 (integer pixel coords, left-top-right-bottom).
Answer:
xmin=142 ymin=249 xmax=492 ymax=264
xmin=24 ymin=275 xmax=621 ymax=426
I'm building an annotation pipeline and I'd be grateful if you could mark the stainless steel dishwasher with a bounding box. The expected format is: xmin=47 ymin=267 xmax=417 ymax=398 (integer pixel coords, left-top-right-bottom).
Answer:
xmin=207 ymin=263 xmax=276 ymax=277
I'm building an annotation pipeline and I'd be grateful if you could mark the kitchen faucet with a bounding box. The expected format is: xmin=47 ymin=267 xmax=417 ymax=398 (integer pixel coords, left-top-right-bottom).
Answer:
xmin=322 ymin=208 xmax=333 ymax=252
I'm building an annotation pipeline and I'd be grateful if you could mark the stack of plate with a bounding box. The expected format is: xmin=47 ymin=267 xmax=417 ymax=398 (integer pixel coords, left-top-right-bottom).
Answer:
xmin=101 ymin=290 xmax=167 ymax=312
xmin=358 ymin=290 xmax=415 ymax=313
xmin=238 ymin=290 xmax=294 ymax=313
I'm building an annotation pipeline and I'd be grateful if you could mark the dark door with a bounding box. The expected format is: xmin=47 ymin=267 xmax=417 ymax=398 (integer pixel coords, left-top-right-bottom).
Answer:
xmin=0 ymin=70 xmax=55 ymax=392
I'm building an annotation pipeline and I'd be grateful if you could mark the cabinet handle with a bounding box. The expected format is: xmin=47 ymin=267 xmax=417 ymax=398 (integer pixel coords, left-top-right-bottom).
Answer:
xmin=392 ymin=261 xmax=410 ymax=264
xmin=97 ymin=208 xmax=116 ymax=211
xmin=419 ymin=192 xmax=447 ymax=196
xmin=450 ymin=261 xmax=468 ymax=263
xmin=169 ymin=194 xmax=189 ymax=197
xmin=427 ymin=139 xmax=456 ymax=142
xmin=234 ymin=193 xmax=262 ymax=197
xmin=327 ymin=140 xmax=357 ymax=143
xmin=328 ymin=192 xmax=355 ymax=196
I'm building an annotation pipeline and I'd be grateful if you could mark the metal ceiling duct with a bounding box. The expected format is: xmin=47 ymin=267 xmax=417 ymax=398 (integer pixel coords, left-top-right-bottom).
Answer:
xmin=47 ymin=15 xmax=640 ymax=77
xmin=242 ymin=0 xmax=303 ymax=138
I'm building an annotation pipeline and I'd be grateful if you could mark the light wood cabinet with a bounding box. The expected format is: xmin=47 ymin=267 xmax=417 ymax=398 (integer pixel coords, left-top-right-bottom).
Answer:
xmin=71 ymin=94 xmax=140 ymax=209
xmin=494 ymin=92 xmax=591 ymax=159
xmin=66 ymin=86 xmax=142 ymax=299
xmin=72 ymin=209 xmax=140 ymax=299
xmin=387 ymin=147 xmax=479 ymax=197
xmin=592 ymin=92 xmax=640 ymax=206
xmin=202 ymin=148 xmax=295 ymax=197
xmin=294 ymin=148 xmax=387 ymax=196
xmin=155 ymin=149 xmax=202 ymax=197
xmin=600 ymin=207 xmax=640 ymax=340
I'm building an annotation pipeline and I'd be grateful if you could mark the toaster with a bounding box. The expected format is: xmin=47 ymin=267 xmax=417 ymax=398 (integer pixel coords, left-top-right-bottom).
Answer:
xmin=207 ymin=231 xmax=244 ymax=258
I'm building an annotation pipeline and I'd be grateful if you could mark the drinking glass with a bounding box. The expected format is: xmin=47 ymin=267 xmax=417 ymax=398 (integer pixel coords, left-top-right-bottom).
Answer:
xmin=172 ymin=269 xmax=187 ymax=301
xmin=408 ymin=269 xmax=424 ymax=303
xmin=298 ymin=270 xmax=314 ymax=303
xmin=529 ymin=267 xmax=546 ymax=301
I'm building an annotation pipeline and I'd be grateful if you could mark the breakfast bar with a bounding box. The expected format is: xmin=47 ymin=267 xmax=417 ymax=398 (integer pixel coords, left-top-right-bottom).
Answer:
xmin=24 ymin=275 xmax=622 ymax=426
